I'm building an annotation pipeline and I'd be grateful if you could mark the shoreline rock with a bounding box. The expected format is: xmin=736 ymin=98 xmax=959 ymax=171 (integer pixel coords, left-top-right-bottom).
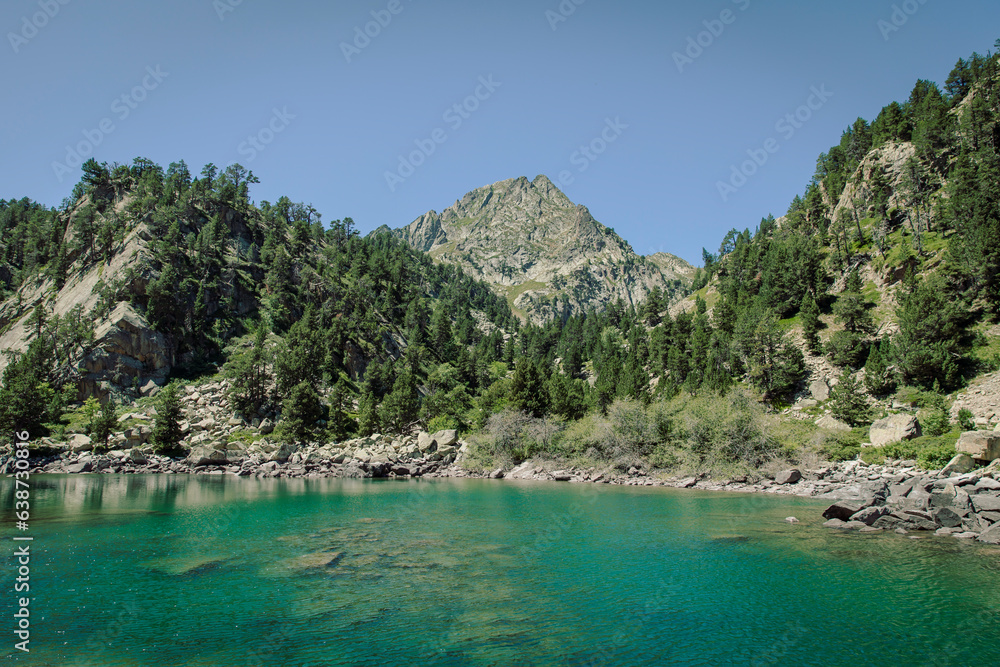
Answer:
xmin=9 ymin=437 xmax=999 ymax=548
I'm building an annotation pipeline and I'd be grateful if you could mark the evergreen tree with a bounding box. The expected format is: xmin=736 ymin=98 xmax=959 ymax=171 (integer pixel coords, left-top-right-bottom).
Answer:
xmin=88 ymin=399 xmax=118 ymax=451
xmin=357 ymin=390 xmax=379 ymax=436
xmin=863 ymin=337 xmax=897 ymax=396
xmin=278 ymin=380 xmax=323 ymax=443
xmin=509 ymin=357 xmax=548 ymax=418
xmin=830 ymin=372 xmax=872 ymax=427
xmin=0 ymin=344 xmax=54 ymax=441
xmin=379 ymin=365 xmax=419 ymax=433
xmin=151 ymin=384 xmax=184 ymax=453
xmin=226 ymin=323 xmax=271 ymax=418
xmin=800 ymin=292 xmax=822 ymax=354
xmin=893 ymin=275 xmax=967 ymax=389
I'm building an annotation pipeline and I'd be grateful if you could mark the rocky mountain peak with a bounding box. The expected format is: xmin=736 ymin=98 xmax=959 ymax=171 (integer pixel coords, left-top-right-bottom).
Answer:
xmin=393 ymin=176 xmax=692 ymax=322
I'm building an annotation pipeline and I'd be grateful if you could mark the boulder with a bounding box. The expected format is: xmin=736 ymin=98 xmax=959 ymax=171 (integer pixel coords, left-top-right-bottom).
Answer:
xmin=941 ymin=453 xmax=976 ymax=476
xmin=269 ymin=442 xmax=297 ymax=463
xmin=193 ymin=418 xmax=216 ymax=432
xmin=868 ymin=414 xmax=921 ymax=447
xmin=343 ymin=462 xmax=367 ymax=478
xmin=774 ymin=469 xmax=802 ymax=485
xmin=258 ymin=419 xmax=275 ymax=435
xmin=431 ymin=429 xmax=458 ymax=447
xmin=849 ymin=506 xmax=890 ymax=526
xmin=186 ymin=446 xmax=229 ymax=467
xmin=140 ymin=380 xmax=161 ymax=398
xmin=814 ymin=415 xmax=851 ymax=432
xmin=417 ymin=431 xmax=437 ymax=454
xmin=69 ymin=434 xmax=93 ymax=453
xmin=971 ymin=494 xmax=1000 ymax=512
xmin=978 ymin=524 xmax=1000 ymax=544
xmin=974 ymin=478 xmax=1000 ymax=492
xmin=931 ymin=507 xmax=965 ymax=528
xmin=822 ymin=502 xmax=861 ymax=521
xmin=809 ymin=379 xmax=830 ymax=401
xmin=955 ymin=431 xmax=1000 ymax=462
xmin=126 ymin=448 xmax=148 ymax=465
xmin=65 ymin=460 xmax=93 ymax=474
xmin=676 ymin=477 xmax=697 ymax=489
xmin=489 ymin=467 xmax=504 ymax=479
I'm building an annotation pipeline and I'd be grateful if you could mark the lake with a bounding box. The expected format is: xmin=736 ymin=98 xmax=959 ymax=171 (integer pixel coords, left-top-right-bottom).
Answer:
xmin=3 ymin=475 xmax=999 ymax=666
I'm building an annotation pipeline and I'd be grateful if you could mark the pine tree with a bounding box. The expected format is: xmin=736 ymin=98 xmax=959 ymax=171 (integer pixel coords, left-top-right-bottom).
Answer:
xmin=830 ymin=372 xmax=872 ymax=427
xmin=226 ymin=323 xmax=271 ymax=418
xmin=151 ymin=384 xmax=183 ymax=453
xmin=357 ymin=390 xmax=379 ymax=436
xmin=90 ymin=399 xmax=118 ymax=452
xmin=278 ymin=380 xmax=323 ymax=443
xmin=509 ymin=357 xmax=548 ymax=418
xmin=0 ymin=344 xmax=53 ymax=441
xmin=800 ymin=293 xmax=821 ymax=354
xmin=863 ymin=337 xmax=896 ymax=396
xmin=379 ymin=365 xmax=419 ymax=433
xmin=893 ymin=275 xmax=966 ymax=389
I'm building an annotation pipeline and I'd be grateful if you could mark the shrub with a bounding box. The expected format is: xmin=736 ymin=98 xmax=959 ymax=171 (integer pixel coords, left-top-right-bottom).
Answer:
xmin=820 ymin=429 xmax=866 ymax=462
xmin=921 ymin=405 xmax=951 ymax=437
xmin=957 ymin=408 xmax=975 ymax=431
xmin=916 ymin=439 xmax=956 ymax=470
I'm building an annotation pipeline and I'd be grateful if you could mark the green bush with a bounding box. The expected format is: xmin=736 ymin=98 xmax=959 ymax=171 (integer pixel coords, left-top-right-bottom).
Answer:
xmin=921 ymin=406 xmax=951 ymax=437
xmin=917 ymin=439 xmax=956 ymax=470
xmin=820 ymin=429 xmax=867 ymax=462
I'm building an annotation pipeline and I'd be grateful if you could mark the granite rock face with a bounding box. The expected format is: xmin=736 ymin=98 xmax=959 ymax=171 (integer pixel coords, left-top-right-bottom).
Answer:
xmin=391 ymin=175 xmax=694 ymax=322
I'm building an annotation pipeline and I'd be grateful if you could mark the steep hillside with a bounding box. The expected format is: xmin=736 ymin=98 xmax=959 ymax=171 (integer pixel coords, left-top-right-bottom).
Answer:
xmin=0 ymin=159 xmax=517 ymax=439
xmin=670 ymin=47 xmax=1000 ymax=413
xmin=391 ymin=175 xmax=692 ymax=322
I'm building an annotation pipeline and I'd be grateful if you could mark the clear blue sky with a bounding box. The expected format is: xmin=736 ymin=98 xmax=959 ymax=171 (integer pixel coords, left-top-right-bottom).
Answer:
xmin=2 ymin=0 xmax=997 ymax=265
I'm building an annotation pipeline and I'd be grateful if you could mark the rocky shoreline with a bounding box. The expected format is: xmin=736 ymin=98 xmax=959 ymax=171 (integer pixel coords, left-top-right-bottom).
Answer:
xmin=9 ymin=434 xmax=1000 ymax=545
xmin=8 ymin=375 xmax=1000 ymax=547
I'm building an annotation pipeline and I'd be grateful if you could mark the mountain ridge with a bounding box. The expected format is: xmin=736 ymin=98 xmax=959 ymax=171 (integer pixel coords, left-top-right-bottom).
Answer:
xmin=390 ymin=174 xmax=693 ymax=322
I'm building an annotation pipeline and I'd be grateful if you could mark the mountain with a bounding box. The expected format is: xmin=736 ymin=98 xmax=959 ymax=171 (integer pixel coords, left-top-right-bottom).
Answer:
xmin=390 ymin=175 xmax=693 ymax=322
xmin=0 ymin=163 xmax=518 ymax=415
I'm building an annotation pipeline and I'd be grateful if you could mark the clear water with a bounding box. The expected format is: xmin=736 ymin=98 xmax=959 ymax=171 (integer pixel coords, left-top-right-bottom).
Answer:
xmin=3 ymin=475 xmax=999 ymax=666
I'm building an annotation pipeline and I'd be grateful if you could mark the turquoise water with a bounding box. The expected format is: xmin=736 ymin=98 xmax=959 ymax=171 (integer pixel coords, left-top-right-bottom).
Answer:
xmin=3 ymin=475 xmax=999 ymax=666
